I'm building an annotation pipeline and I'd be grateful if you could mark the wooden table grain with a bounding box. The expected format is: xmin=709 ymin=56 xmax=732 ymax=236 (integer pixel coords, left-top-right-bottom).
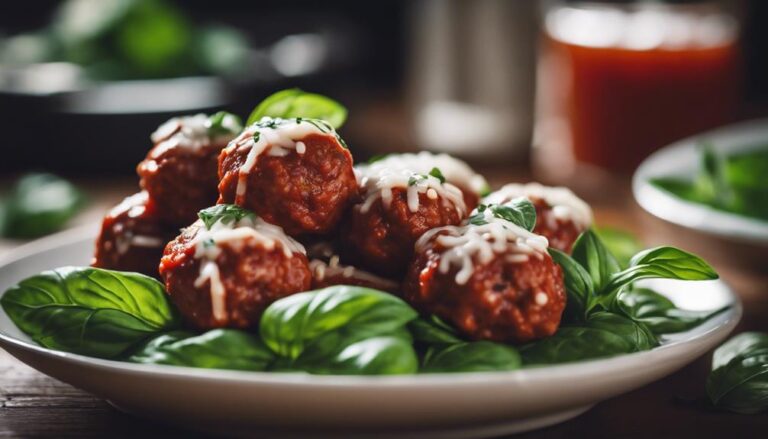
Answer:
xmin=1 ymin=173 xmax=766 ymax=438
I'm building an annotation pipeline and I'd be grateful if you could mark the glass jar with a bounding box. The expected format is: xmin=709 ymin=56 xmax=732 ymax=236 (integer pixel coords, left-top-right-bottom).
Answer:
xmin=535 ymin=0 xmax=741 ymax=175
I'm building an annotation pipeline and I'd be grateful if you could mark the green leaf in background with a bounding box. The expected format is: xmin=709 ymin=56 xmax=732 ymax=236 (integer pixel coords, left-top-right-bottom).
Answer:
xmin=593 ymin=227 xmax=643 ymax=269
xmin=421 ymin=341 xmax=521 ymax=373
xmin=1 ymin=267 xmax=180 ymax=358
xmin=548 ymin=248 xmax=593 ymax=323
xmin=259 ymin=286 xmax=418 ymax=360
xmin=246 ymin=89 xmax=348 ymax=129
xmin=520 ymin=311 xmax=656 ymax=365
xmin=617 ymin=288 xmax=727 ymax=335
xmin=602 ymin=246 xmax=719 ymax=296
xmin=206 ymin=111 xmax=243 ymax=138
xmin=571 ymin=229 xmax=621 ymax=292
xmin=128 ymin=329 xmax=274 ymax=371
xmin=0 ymin=173 xmax=84 ymax=239
xmin=707 ymin=332 xmax=768 ymax=414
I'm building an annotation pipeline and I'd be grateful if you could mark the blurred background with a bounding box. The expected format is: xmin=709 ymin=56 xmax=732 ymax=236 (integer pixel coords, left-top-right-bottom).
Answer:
xmin=0 ymin=0 xmax=767 ymax=242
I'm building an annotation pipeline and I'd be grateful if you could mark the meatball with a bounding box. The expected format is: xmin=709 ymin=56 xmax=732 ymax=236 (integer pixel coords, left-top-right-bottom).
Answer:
xmin=357 ymin=152 xmax=488 ymax=211
xmin=344 ymin=168 xmax=468 ymax=277
xmin=218 ymin=117 xmax=358 ymax=236
xmin=403 ymin=210 xmax=566 ymax=343
xmin=159 ymin=208 xmax=311 ymax=329
xmin=92 ymin=192 xmax=177 ymax=278
xmin=137 ymin=113 xmax=241 ymax=225
xmin=483 ymin=183 xmax=593 ymax=253
xmin=309 ymin=256 xmax=400 ymax=293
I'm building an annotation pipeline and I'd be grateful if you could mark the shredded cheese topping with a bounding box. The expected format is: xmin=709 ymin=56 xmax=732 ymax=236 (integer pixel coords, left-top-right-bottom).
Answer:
xmin=150 ymin=114 xmax=236 ymax=154
xmin=356 ymin=166 xmax=467 ymax=215
xmin=416 ymin=208 xmax=549 ymax=285
xmin=309 ymin=256 xmax=399 ymax=291
xmin=223 ymin=117 xmax=337 ymax=204
xmin=190 ymin=215 xmax=305 ymax=322
xmin=484 ymin=182 xmax=593 ymax=229
xmin=357 ymin=152 xmax=489 ymax=196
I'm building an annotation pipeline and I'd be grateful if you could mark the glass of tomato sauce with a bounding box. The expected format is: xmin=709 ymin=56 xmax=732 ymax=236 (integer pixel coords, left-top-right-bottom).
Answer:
xmin=535 ymin=0 xmax=740 ymax=174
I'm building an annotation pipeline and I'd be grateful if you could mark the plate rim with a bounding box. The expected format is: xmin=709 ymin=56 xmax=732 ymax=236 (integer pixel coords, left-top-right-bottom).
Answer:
xmin=632 ymin=117 xmax=768 ymax=243
xmin=0 ymin=226 xmax=742 ymax=388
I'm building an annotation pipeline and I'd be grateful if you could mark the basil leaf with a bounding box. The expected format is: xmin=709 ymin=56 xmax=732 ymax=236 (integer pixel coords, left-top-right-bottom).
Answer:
xmin=489 ymin=198 xmax=537 ymax=232
xmin=618 ymin=288 xmax=728 ymax=335
xmin=521 ymin=311 xmax=655 ymax=365
xmin=0 ymin=173 xmax=85 ymax=239
xmin=548 ymin=248 xmax=594 ymax=323
xmin=293 ymin=334 xmax=418 ymax=375
xmin=128 ymin=329 xmax=274 ymax=371
xmin=206 ymin=111 xmax=242 ymax=137
xmin=409 ymin=315 xmax=463 ymax=345
xmin=421 ymin=341 xmax=521 ymax=373
xmin=197 ymin=204 xmax=252 ymax=229
xmin=602 ymin=247 xmax=718 ymax=296
xmin=593 ymin=227 xmax=642 ymax=269
xmin=259 ymin=286 xmax=418 ymax=359
xmin=571 ymin=229 xmax=621 ymax=292
xmin=1 ymin=267 xmax=180 ymax=358
xmin=428 ymin=167 xmax=446 ymax=183
xmin=246 ymin=88 xmax=348 ymax=129
xmin=707 ymin=332 xmax=768 ymax=414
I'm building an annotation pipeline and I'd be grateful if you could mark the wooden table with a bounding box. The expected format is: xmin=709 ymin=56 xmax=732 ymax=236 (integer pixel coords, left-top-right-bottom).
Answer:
xmin=1 ymin=172 xmax=767 ymax=438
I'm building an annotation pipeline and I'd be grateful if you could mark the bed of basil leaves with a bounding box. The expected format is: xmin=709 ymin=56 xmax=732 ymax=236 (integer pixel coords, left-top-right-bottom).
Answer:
xmin=0 ymin=228 xmax=725 ymax=376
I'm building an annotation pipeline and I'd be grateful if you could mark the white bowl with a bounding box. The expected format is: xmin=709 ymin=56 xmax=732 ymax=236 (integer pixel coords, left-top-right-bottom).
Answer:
xmin=0 ymin=227 xmax=741 ymax=438
xmin=633 ymin=118 xmax=768 ymax=244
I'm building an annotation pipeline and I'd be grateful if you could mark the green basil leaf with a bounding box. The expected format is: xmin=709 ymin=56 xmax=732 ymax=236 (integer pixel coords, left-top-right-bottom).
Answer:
xmin=489 ymin=198 xmax=537 ymax=232
xmin=409 ymin=315 xmax=463 ymax=345
xmin=293 ymin=334 xmax=418 ymax=375
xmin=617 ymin=288 xmax=728 ymax=334
xmin=259 ymin=286 xmax=418 ymax=359
xmin=521 ymin=311 xmax=656 ymax=365
xmin=548 ymin=248 xmax=594 ymax=323
xmin=421 ymin=341 xmax=521 ymax=373
xmin=128 ymin=329 xmax=274 ymax=371
xmin=602 ymin=247 xmax=718 ymax=296
xmin=593 ymin=227 xmax=643 ymax=269
xmin=0 ymin=173 xmax=85 ymax=239
xmin=197 ymin=204 xmax=252 ymax=229
xmin=707 ymin=332 xmax=768 ymax=414
xmin=206 ymin=111 xmax=242 ymax=137
xmin=246 ymin=88 xmax=347 ymax=128
xmin=571 ymin=229 xmax=621 ymax=292
xmin=428 ymin=167 xmax=446 ymax=184
xmin=1 ymin=267 xmax=180 ymax=358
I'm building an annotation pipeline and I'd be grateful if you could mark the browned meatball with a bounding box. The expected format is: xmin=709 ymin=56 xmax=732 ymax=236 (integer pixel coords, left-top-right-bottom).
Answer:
xmin=529 ymin=197 xmax=583 ymax=253
xmin=483 ymin=183 xmax=593 ymax=253
xmin=159 ymin=213 xmax=311 ymax=329
xmin=92 ymin=192 xmax=177 ymax=278
xmin=403 ymin=223 xmax=566 ymax=343
xmin=344 ymin=188 xmax=465 ymax=277
xmin=218 ymin=118 xmax=358 ymax=236
xmin=137 ymin=113 xmax=241 ymax=225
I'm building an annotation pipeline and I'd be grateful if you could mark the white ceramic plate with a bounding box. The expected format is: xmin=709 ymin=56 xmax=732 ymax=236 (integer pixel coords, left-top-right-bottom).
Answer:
xmin=633 ymin=118 xmax=768 ymax=244
xmin=0 ymin=227 xmax=741 ymax=438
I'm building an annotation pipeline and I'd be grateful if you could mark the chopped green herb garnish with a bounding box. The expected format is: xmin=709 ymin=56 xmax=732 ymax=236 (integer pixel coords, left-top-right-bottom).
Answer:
xmin=198 ymin=204 xmax=253 ymax=229
xmin=429 ymin=167 xmax=446 ymax=183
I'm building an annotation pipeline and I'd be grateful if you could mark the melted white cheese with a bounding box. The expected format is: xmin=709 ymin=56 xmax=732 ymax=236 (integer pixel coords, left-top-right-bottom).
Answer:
xmin=416 ymin=208 xmax=549 ymax=285
xmin=356 ymin=166 xmax=467 ymax=215
xmin=356 ymin=152 xmax=489 ymax=196
xmin=150 ymin=113 xmax=236 ymax=154
xmin=484 ymin=182 xmax=593 ymax=229
xmin=224 ymin=117 xmax=337 ymax=204
xmin=190 ymin=215 xmax=305 ymax=322
xmin=309 ymin=256 xmax=399 ymax=291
